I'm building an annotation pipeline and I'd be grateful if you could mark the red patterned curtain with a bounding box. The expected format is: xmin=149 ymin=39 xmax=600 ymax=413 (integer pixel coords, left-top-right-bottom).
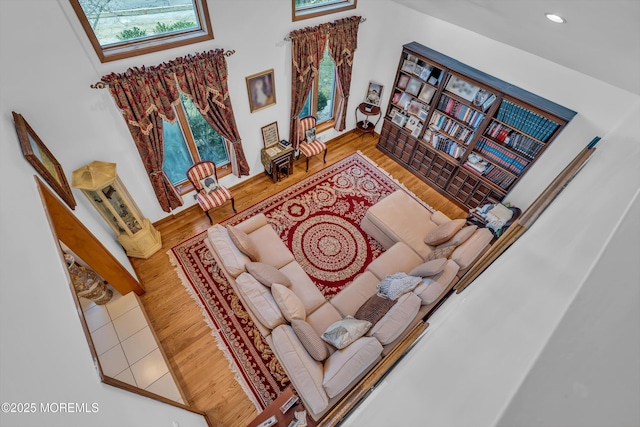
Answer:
xmin=102 ymin=67 xmax=183 ymax=212
xmin=328 ymin=16 xmax=361 ymax=131
xmin=289 ymin=24 xmax=329 ymax=148
xmin=168 ymin=51 xmax=250 ymax=176
xmin=101 ymin=49 xmax=247 ymax=212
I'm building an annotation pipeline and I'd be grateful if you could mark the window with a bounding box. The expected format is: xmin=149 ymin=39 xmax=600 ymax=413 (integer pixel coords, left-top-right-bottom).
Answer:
xmin=163 ymin=94 xmax=229 ymax=192
xmin=292 ymin=0 xmax=356 ymax=21
xmin=69 ymin=0 xmax=213 ymax=62
xmin=299 ymin=47 xmax=337 ymax=126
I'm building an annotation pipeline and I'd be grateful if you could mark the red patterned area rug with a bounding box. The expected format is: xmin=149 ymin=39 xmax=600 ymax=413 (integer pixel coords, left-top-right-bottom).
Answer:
xmin=168 ymin=152 xmax=433 ymax=411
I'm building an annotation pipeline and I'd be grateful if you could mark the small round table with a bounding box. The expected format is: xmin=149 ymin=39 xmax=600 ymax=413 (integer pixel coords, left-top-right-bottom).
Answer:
xmin=355 ymin=103 xmax=382 ymax=137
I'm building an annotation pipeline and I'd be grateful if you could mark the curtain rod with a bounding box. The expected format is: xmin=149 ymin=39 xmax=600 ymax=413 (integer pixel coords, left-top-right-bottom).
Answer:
xmin=90 ymin=49 xmax=236 ymax=89
xmin=284 ymin=16 xmax=366 ymax=41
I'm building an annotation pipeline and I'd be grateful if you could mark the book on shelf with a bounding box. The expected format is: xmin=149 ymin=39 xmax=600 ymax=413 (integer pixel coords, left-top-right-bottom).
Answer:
xmin=475 ymin=138 xmax=528 ymax=174
xmin=437 ymin=95 xmax=485 ymax=129
xmin=496 ymin=100 xmax=559 ymax=142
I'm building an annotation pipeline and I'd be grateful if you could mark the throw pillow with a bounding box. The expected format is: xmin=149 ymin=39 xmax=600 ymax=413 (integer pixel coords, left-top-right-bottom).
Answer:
xmin=425 ymin=245 xmax=456 ymax=261
xmin=424 ymin=218 xmax=466 ymax=246
xmin=354 ymin=294 xmax=397 ymax=327
xmin=199 ymin=175 xmax=219 ymax=194
xmin=245 ymin=262 xmax=292 ymax=288
xmin=376 ymin=272 xmax=422 ymax=300
xmin=227 ymin=225 xmax=260 ymax=262
xmin=291 ymin=319 xmax=330 ymax=362
xmin=271 ymin=283 xmax=306 ymax=322
xmin=437 ymin=225 xmax=478 ymax=249
xmin=408 ymin=258 xmax=448 ymax=278
xmin=321 ymin=316 xmax=372 ymax=350
xmin=305 ymin=127 xmax=316 ymax=144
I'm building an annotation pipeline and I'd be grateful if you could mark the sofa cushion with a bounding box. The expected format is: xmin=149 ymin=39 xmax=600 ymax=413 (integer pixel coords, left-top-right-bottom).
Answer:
xmin=270 ymin=325 xmax=328 ymax=415
xmin=248 ymin=225 xmax=296 ymax=269
xmin=291 ymin=319 xmax=330 ymax=362
xmin=245 ymin=262 xmax=292 ymax=288
xmin=330 ymin=271 xmax=380 ymax=318
xmin=376 ymin=272 xmax=422 ymax=300
xmin=271 ymin=283 xmax=306 ymax=322
xmin=367 ymin=242 xmax=424 ymax=281
xmin=207 ymin=225 xmax=250 ymax=278
xmin=227 ymin=225 xmax=260 ymax=262
xmin=354 ymin=294 xmax=397 ymax=326
xmin=437 ymin=225 xmax=478 ymax=249
xmin=322 ymin=336 xmax=382 ymax=399
xmin=363 ymin=190 xmax=441 ymax=259
xmin=368 ymin=292 xmax=421 ymax=345
xmin=425 ymin=245 xmax=456 ymax=261
xmin=279 ymin=262 xmax=327 ymax=314
xmin=235 ymin=273 xmax=285 ymax=329
xmin=408 ymin=258 xmax=448 ymax=277
xmin=450 ymin=228 xmax=493 ymax=270
xmin=321 ymin=316 xmax=372 ymax=350
xmin=424 ymin=218 xmax=466 ymax=246
xmin=413 ymin=259 xmax=459 ymax=305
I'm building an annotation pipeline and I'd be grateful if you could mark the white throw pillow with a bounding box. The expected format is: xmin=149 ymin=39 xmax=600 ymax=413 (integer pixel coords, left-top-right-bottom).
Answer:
xmin=321 ymin=316 xmax=372 ymax=350
xmin=271 ymin=283 xmax=306 ymax=322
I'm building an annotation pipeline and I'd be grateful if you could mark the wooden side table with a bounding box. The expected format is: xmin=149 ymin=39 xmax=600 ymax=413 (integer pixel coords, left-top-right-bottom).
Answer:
xmin=355 ymin=103 xmax=381 ymax=137
xmin=261 ymin=145 xmax=295 ymax=182
xmin=247 ymin=386 xmax=316 ymax=427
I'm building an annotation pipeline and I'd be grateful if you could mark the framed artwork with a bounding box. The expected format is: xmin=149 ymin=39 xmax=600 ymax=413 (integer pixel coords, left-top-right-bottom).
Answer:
xmin=418 ymin=108 xmax=429 ymax=121
xmin=261 ymin=121 xmax=280 ymax=148
xmin=364 ymin=81 xmax=383 ymax=107
xmin=391 ymin=112 xmax=408 ymax=127
xmin=418 ymin=85 xmax=436 ymax=103
xmin=408 ymin=100 xmax=423 ymax=116
xmin=405 ymin=78 xmax=422 ymax=96
xmin=12 ymin=111 xmax=76 ymax=210
xmin=246 ymin=69 xmax=276 ymax=113
xmin=445 ymin=75 xmax=481 ymax=102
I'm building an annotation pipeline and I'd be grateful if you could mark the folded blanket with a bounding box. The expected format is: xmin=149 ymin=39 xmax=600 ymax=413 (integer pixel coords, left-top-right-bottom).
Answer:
xmin=377 ymin=272 xmax=422 ymax=300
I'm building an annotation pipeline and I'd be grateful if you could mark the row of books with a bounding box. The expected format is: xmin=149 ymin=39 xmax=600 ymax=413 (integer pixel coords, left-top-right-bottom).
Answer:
xmin=485 ymin=121 xmax=544 ymax=158
xmin=437 ymin=95 xmax=485 ymax=129
xmin=496 ymin=100 xmax=559 ymax=142
xmin=463 ymin=159 xmax=516 ymax=190
xmin=475 ymin=138 xmax=528 ymax=175
xmin=431 ymin=132 xmax=466 ymax=159
xmin=430 ymin=112 xmax=476 ymax=144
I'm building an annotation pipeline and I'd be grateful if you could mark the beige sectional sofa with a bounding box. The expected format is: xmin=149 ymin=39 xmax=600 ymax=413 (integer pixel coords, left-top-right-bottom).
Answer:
xmin=204 ymin=190 xmax=492 ymax=421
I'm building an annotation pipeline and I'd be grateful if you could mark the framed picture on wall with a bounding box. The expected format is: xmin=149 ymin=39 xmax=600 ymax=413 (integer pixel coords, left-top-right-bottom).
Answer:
xmin=12 ymin=111 xmax=76 ymax=209
xmin=246 ymin=69 xmax=276 ymax=113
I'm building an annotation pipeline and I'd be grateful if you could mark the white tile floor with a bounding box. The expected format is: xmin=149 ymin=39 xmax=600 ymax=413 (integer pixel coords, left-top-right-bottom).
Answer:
xmin=82 ymin=288 xmax=184 ymax=404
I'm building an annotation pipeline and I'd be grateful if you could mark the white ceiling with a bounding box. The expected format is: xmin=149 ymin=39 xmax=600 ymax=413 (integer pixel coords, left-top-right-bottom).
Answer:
xmin=388 ymin=0 xmax=640 ymax=95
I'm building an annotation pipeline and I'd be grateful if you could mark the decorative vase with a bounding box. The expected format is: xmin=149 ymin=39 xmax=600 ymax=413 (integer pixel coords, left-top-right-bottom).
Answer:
xmin=64 ymin=254 xmax=113 ymax=305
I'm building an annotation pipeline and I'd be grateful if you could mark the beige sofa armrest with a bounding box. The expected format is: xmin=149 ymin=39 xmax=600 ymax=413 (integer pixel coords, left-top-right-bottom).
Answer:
xmin=271 ymin=325 xmax=328 ymax=417
xmin=430 ymin=211 xmax=452 ymax=225
xmin=236 ymin=212 xmax=269 ymax=234
xmin=322 ymin=336 xmax=382 ymax=399
xmin=450 ymin=228 xmax=493 ymax=271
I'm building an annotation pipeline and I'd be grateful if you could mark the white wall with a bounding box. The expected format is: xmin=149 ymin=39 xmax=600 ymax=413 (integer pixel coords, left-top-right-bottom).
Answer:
xmin=1 ymin=0 xmax=639 ymax=426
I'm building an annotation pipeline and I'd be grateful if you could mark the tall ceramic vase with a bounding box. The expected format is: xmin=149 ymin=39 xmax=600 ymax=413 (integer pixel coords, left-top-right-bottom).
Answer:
xmin=64 ymin=254 xmax=113 ymax=305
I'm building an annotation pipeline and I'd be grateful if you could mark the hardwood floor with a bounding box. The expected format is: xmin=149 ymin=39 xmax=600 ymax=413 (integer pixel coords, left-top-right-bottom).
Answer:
xmin=129 ymin=131 xmax=466 ymax=426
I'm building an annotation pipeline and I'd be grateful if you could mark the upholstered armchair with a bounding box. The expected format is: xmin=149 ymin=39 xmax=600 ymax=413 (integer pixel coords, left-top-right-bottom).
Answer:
xmin=297 ymin=116 xmax=328 ymax=172
xmin=186 ymin=160 xmax=236 ymax=224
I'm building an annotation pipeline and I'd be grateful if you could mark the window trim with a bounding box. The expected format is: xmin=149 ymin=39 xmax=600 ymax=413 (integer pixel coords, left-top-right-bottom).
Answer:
xmin=69 ymin=0 xmax=214 ymax=63
xmin=291 ymin=0 xmax=357 ymax=22
xmin=168 ymin=101 xmax=231 ymax=196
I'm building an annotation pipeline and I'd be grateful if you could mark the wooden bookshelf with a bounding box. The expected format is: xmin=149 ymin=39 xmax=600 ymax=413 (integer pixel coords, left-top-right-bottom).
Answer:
xmin=378 ymin=42 xmax=577 ymax=210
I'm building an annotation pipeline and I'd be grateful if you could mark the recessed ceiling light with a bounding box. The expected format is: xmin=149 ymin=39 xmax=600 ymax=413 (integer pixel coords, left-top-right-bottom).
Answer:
xmin=545 ymin=13 xmax=566 ymax=24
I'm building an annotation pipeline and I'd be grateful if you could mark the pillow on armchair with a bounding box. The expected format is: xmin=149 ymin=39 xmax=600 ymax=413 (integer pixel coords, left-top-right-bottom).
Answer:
xmin=305 ymin=127 xmax=317 ymax=144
